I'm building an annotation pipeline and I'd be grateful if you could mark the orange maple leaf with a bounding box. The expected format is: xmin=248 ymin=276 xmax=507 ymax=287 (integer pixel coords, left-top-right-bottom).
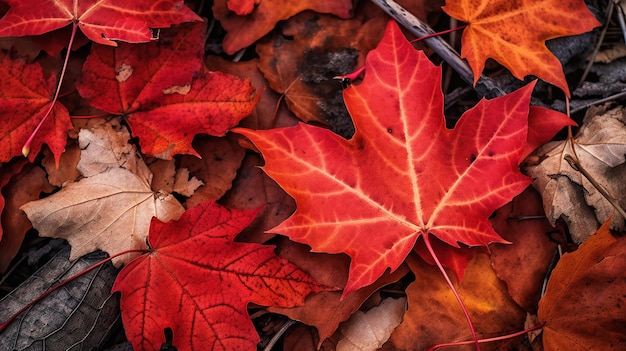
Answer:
xmin=443 ymin=0 xmax=600 ymax=96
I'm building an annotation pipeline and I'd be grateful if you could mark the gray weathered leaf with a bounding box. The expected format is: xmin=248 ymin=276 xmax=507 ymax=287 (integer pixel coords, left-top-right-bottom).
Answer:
xmin=0 ymin=246 xmax=120 ymax=350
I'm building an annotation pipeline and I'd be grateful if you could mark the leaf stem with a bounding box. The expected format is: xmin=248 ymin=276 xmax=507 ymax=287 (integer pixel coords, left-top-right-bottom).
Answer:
xmin=426 ymin=323 xmax=544 ymax=350
xmin=22 ymin=21 xmax=78 ymax=157
xmin=410 ymin=25 xmax=468 ymax=43
xmin=422 ymin=233 xmax=480 ymax=351
xmin=0 ymin=249 xmax=148 ymax=332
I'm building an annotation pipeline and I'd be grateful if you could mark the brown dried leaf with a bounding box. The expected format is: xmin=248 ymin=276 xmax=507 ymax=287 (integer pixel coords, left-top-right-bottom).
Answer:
xmin=525 ymin=106 xmax=626 ymax=241
xmin=148 ymin=159 xmax=203 ymax=197
xmin=21 ymin=121 xmax=185 ymax=266
xmin=212 ymin=0 xmax=353 ymax=54
xmin=41 ymin=143 xmax=81 ymax=187
xmin=220 ymin=153 xmax=296 ymax=243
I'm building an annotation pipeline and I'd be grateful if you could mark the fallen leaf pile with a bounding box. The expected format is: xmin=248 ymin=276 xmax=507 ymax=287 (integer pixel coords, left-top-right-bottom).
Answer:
xmin=0 ymin=0 xmax=620 ymax=350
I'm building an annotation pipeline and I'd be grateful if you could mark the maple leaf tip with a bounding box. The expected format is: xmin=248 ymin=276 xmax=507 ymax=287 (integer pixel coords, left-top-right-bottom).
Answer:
xmin=21 ymin=144 xmax=30 ymax=158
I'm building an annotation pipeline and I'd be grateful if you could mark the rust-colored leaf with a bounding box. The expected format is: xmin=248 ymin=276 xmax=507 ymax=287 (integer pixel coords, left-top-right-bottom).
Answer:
xmin=489 ymin=186 xmax=561 ymax=313
xmin=538 ymin=219 xmax=626 ymax=350
xmin=0 ymin=162 xmax=54 ymax=272
xmin=256 ymin=5 xmax=387 ymax=130
xmin=113 ymin=200 xmax=329 ymax=351
xmin=442 ymin=0 xmax=600 ymax=95
xmin=390 ymin=254 xmax=526 ymax=351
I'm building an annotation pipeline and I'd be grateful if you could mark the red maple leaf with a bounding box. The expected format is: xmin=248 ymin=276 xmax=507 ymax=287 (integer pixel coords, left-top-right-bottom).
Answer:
xmin=76 ymin=23 xmax=259 ymax=158
xmin=113 ymin=200 xmax=328 ymax=351
xmin=0 ymin=53 xmax=72 ymax=164
xmin=0 ymin=0 xmax=201 ymax=46
xmin=235 ymin=20 xmax=572 ymax=295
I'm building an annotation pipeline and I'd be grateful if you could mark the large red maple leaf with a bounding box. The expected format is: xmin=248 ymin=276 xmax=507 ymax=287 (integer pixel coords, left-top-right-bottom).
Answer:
xmin=0 ymin=0 xmax=201 ymax=46
xmin=77 ymin=23 xmax=259 ymax=158
xmin=0 ymin=54 xmax=72 ymax=164
xmin=113 ymin=200 xmax=328 ymax=351
xmin=235 ymin=20 xmax=572 ymax=295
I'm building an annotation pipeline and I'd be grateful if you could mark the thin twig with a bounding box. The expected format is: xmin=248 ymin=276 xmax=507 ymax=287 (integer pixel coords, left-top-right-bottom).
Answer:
xmin=369 ymin=0 xmax=506 ymax=98
xmin=616 ymin=0 xmax=626 ymax=43
xmin=571 ymin=90 xmax=626 ymax=114
xmin=263 ymin=319 xmax=296 ymax=351
xmin=577 ymin=0 xmax=612 ymax=89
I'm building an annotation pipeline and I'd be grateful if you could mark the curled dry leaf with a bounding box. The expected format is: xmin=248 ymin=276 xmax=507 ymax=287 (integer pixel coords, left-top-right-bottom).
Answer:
xmin=21 ymin=121 xmax=185 ymax=266
xmin=212 ymin=0 xmax=353 ymax=54
xmin=525 ymin=106 xmax=626 ymax=242
xmin=442 ymin=0 xmax=600 ymax=96
xmin=538 ymin=219 xmax=626 ymax=350
xmin=336 ymin=297 xmax=407 ymax=351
